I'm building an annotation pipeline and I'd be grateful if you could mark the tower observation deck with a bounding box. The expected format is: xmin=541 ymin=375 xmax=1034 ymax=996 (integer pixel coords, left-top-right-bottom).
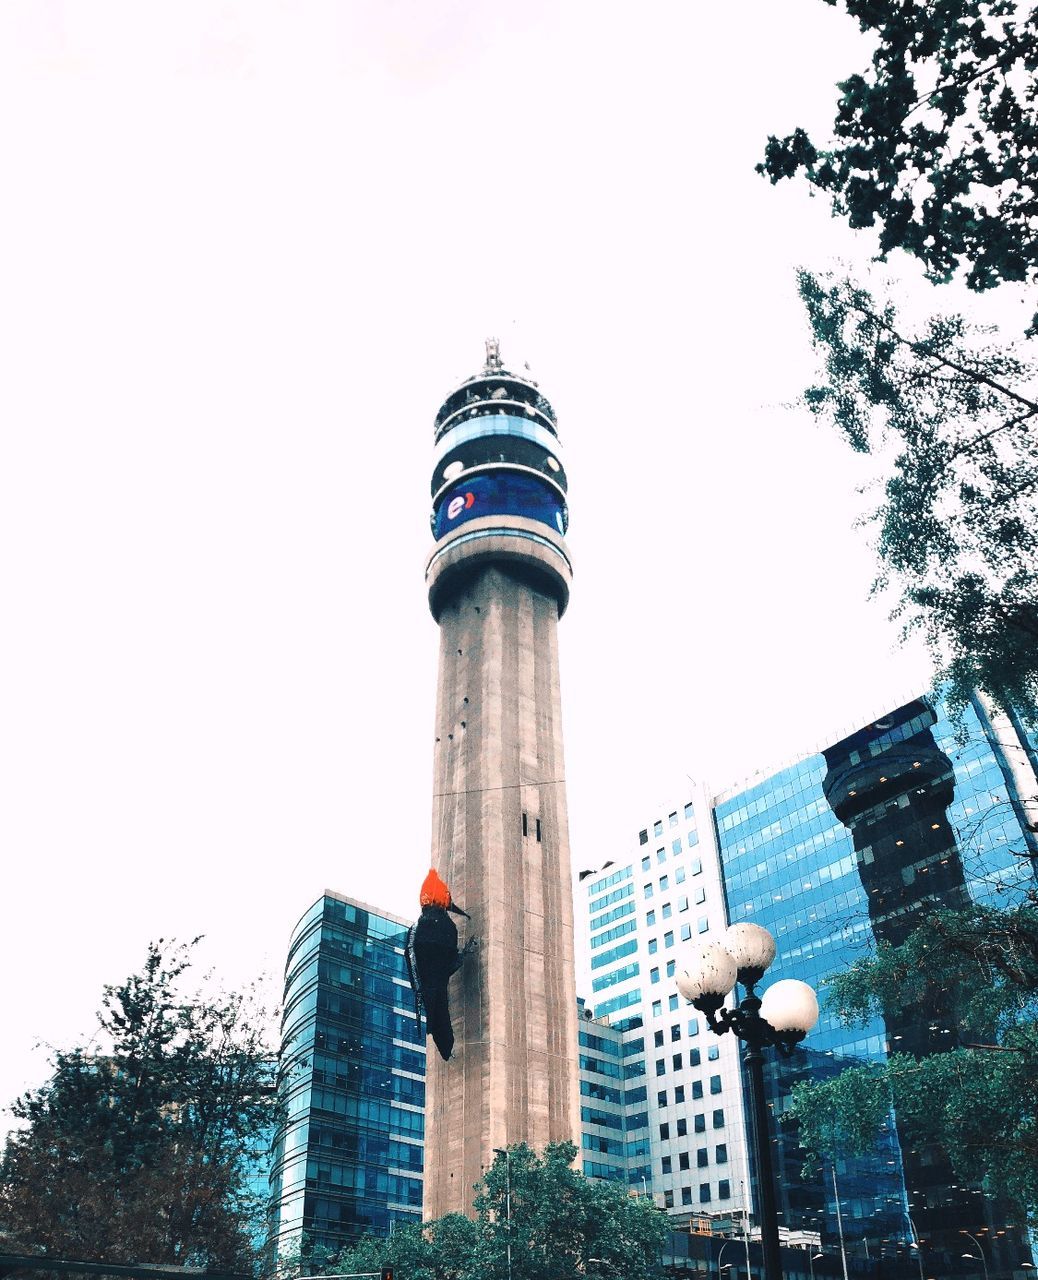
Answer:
xmin=423 ymin=341 xmax=580 ymax=1220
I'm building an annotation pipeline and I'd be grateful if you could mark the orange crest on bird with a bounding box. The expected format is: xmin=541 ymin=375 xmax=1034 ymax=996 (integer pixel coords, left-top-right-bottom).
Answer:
xmin=420 ymin=868 xmax=453 ymax=909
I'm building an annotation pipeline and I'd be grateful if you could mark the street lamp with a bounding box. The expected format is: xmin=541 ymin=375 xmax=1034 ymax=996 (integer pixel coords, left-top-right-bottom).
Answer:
xmin=961 ymin=1230 xmax=989 ymax=1280
xmin=677 ymin=924 xmax=819 ymax=1280
xmin=492 ymin=1147 xmax=512 ymax=1280
xmin=717 ymin=1240 xmax=738 ymax=1280
xmin=809 ymin=1252 xmax=824 ymax=1280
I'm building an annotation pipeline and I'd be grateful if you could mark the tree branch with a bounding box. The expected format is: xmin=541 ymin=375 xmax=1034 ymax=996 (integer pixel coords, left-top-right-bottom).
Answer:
xmin=838 ymin=290 xmax=1038 ymax=413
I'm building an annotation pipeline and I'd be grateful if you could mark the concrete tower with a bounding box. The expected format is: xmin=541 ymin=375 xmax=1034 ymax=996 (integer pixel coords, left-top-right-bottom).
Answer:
xmin=422 ymin=340 xmax=580 ymax=1220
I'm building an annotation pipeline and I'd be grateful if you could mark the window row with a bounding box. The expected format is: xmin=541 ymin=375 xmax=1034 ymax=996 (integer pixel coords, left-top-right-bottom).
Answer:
xmin=653 ymin=1108 xmax=726 ymax=1136
xmin=660 ymin=1146 xmax=728 ymax=1173
xmin=663 ymin=1180 xmax=732 ymax=1208
xmin=656 ymin=1077 xmax=723 ymax=1113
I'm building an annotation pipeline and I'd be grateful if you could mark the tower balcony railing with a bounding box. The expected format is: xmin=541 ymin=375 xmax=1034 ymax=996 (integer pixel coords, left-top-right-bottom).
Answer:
xmin=434 ymin=395 xmax=557 ymax=442
xmin=432 ymin=414 xmax=564 ymax=471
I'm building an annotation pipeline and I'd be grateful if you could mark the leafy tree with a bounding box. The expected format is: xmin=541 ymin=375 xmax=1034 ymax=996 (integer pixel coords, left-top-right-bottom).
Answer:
xmin=758 ymin=1 xmax=1038 ymax=324
xmin=796 ymin=269 xmax=1038 ymax=722
xmin=0 ymin=939 xmax=277 ymax=1269
xmin=333 ymin=1142 xmax=668 ymax=1280
xmin=786 ymin=902 xmax=1038 ymax=1221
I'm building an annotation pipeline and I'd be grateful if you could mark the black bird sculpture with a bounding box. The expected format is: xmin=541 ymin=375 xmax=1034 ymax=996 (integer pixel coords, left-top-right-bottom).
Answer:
xmin=405 ymin=868 xmax=474 ymax=1061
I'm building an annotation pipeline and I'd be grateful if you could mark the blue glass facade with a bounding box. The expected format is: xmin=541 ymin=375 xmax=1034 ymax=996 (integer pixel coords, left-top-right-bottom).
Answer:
xmin=269 ymin=893 xmax=425 ymax=1260
xmin=715 ymin=694 xmax=1036 ymax=1274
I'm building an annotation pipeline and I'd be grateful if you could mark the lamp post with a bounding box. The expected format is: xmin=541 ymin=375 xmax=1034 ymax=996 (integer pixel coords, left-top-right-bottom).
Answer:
xmin=492 ymin=1147 xmax=512 ymax=1280
xmin=961 ymin=1231 xmax=989 ymax=1280
xmin=677 ymin=923 xmax=819 ymax=1280
xmin=809 ymin=1252 xmax=824 ymax=1280
xmin=717 ymin=1240 xmax=737 ymax=1280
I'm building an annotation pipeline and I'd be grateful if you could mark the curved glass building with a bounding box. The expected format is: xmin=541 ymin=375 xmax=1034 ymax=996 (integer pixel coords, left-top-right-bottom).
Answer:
xmin=269 ymin=892 xmax=425 ymax=1261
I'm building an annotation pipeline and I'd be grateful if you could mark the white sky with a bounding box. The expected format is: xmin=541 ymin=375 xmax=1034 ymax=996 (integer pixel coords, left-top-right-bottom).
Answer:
xmin=0 ymin=0 xmax=973 ymax=1120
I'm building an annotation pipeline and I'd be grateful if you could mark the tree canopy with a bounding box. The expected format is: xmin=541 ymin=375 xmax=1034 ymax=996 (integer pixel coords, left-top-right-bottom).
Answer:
xmin=786 ymin=901 xmax=1038 ymax=1221
xmin=758 ymin=1 xmax=1038 ymax=325
xmin=0 ymin=939 xmax=277 ymax=1269
xmin=797 ymin=268 xmax=1038 ymax=722
xmin=331 ymin=1142 xmax=668 ymax=1280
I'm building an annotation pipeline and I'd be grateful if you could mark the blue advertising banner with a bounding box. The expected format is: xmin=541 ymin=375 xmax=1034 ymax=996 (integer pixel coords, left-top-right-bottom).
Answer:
xmin=433 ymin=472 xmax=567 ymax=540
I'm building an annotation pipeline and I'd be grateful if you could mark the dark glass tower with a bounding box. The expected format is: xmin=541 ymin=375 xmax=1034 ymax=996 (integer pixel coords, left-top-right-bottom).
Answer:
xmin=269 ymin=893 xmax=425 ymax=1260
xmin=822 ymin=700 xmax=1022 ymax=1271
xmin=716 ymin=694 xmax=1036 ymax=1276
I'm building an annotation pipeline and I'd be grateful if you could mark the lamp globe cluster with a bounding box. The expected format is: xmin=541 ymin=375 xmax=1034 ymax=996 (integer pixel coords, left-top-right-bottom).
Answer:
xmin=677 ymin=922 xmax=819 ymax=1043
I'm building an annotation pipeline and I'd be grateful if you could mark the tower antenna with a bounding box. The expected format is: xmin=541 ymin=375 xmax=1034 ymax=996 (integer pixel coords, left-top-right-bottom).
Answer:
xmin=483 ymin=337 xmax=503 ymax=373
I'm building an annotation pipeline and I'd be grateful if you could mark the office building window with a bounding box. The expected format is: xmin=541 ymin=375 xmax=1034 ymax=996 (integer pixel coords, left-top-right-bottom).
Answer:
xmin=664 ymin=1188 xmax=674 ymax=1208
xmin=671 ymin=1023 xmax=681 ymax=1042
xmin=660 ymin=1122 xmax=670 ymax=1140
xmin=674 ymin=1085 xmax=685 ymax=1103
xmin=697 ymin=1148 xmax=709 ymax=1168
xmin=700 ymin=1183 xmax=711 ymax=1204
xmin=689 ymin=1048 xmax=701 ymax=1067
xmin=662 ymin=903 xmax=673 ymax=920
xmin=707 ymin=1045 xmax=719 ymax=1061
xmin=680 ymin=924 xmax=692 ymax=942
xmin=688 ymin=1018 xmax=699 ymax=1036
xmin=679 ymin=1152 xmax=690 ymax=1171
xmin=690 ymin=858 xmax=703 ymax=875
xmin=712 ymin=1109 xmax=725 ymax=1129
xmin=654 ymin=1030 xmax=664 ymax=1047
xmin=655 ymin=1059 xmax=666 ymax=1077
xmin=641 ymin=856 xmax=650 ymax=872
xmin=639 ymin=829 xmax=648 ymax=845
xmin=675 ymin=866 xmax=686 ymax=884
xmin=697 ymin=917 xmax=710 ymax=934
xmin=692 ymin=1081 xmax=703 ymax=1100
xmin=646 ymin=910 xmax=656 ymax=926
xmin=657 ymin=1089 xmax=667 ymax=1106
xmin=710 ymin=1075 xmax=722 ymax=1094
xmin=666 ymin=961 xmax=676 ymax=978
xmin=660 ymin=875 xmax=670 ymax=891
xmin=654 ymin=821 xmax=663 ymax=838
xmin=688 ymin=830 xmax=699 ymax=848
xmin=672 ymin=838 xmax=682 ymax=854
xmin=648 ymin=939 xmax=658 ymax=955
xmin=695 ymin=886 xmax=707 ymax=904
xmin=682 ymin=1186 xmax=693 ymax=1206
xmin=684 ymin=802 xmax=694 ymax=820
xmin=664 ymin=931 xmax=675 ymax=948
xmin=719 ymin=1180 xmax=731 ymax=1200
xmin=650 ymin=967 xmax=660 ymax=985
xmin=694 ymin=1114 xmax=706 ymax=1133
xmin=669 ymin=812 xmax=678 ymax=828
xmin=716 ymin=1144 xmax=728 ymax=1164
xmin=657 ymin=848 xmax=666 ymax=865
xmin=672 ymin=1053 xmax=682 ymax=1070
xmin=662 ymin=1156 xmax=672 ymax=1175
xmin=652 ymin=1000 xmax=662 ymax=1017
xmin=669 ymin=993 xmax=679 ymax=1011
xmin=678 ymin=896 xmax=689 ymax=912
xmin=676 ymin=1117 xmax=687 ymax=1137
xmin=644 ymin=883 xmax=654 ymax=900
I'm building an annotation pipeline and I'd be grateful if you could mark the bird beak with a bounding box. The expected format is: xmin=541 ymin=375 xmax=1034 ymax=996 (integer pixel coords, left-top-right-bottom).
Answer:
xmin=447 ymin=902 xmax=470 ymax=919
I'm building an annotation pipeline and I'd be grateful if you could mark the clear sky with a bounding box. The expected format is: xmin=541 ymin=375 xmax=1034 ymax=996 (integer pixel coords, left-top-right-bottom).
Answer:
xmin=0 ymin=0 xmax=964 ymax=1120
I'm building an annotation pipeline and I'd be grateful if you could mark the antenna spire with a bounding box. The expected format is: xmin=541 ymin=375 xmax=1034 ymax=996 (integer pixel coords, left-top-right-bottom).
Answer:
xmin=483 ymin=337 xmax=503 ymax=373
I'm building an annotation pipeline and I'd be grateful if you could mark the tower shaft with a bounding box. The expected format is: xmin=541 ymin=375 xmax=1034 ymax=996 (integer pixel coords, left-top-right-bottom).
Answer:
xmin=425 ymin=565 xmax=579 ymax=1219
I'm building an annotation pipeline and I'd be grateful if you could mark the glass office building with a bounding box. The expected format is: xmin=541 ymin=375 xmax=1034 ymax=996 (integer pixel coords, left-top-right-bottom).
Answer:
xmin=576 ymin=692 xmax=1036 ymax=1274
xmin=269 ymin=892 xmax=425 ymax=1261
xmin=715 ymin=693 xmax=1035 ymax=1274
xmin=576 ymin=796 xmax=754 ymax=1222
